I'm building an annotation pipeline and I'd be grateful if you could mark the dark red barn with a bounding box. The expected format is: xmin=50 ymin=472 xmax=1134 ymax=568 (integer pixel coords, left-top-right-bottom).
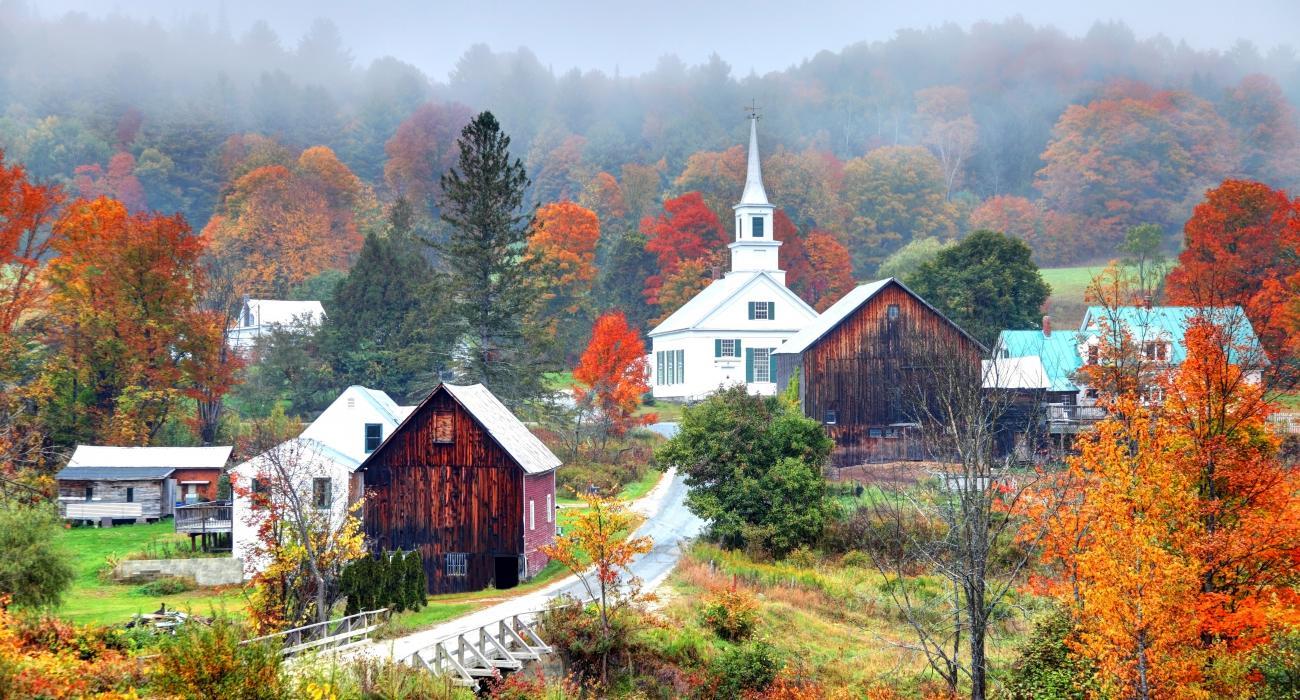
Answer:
xmin=357 ymin=382 xmax=560 ymax=594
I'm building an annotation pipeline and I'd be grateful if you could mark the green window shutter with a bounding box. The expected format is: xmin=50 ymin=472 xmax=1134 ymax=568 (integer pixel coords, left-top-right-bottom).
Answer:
xmin=768 ymin=301 xmax=775 ymax=320
xmin=656 ymin=352 xmax=664 ymax=385
xmin=714 ymin=339 xmax=722 ymax=358
xmin=747 ymin=302 xmax=755 ymax=320
xmin=769 ymin=349 xmax=777 ymax=383
xmin=677 ymin=350 xmax=684 ymax=384
xmin=734 ymin=339 xmax=742 ymax=357
xmin=745 ymin=349 xmax=754 ymax=383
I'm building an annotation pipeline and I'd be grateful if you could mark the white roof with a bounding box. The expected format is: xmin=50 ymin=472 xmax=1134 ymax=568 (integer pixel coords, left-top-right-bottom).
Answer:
xmin=230 ymin=437 xmax=359 ymax=476
xmin=443 ymin=383 xmax=561 ymax=475
xmin=774 ymin=279 xmax=892 ymax=355
xmin=244 ymin=299 xmax=325 ymax=327
xmin=650 ymin=271 xmax=814 ymax=336
xmin=68 ymin=445 xmax=232 ymax=470
xmin=982 ymin=357 xmax=1052 ymax=390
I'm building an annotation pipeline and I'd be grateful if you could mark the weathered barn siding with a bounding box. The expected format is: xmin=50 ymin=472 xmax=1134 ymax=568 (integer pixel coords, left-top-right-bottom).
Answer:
xmin=777 ymin=283 xmax=983 ymax=467
xmin=362 ymin=390 xmax=526 ymax=594
xmin=57 ymin=479 xmax=166 ymax=519
xmin=521 ymin=471 xmax=556 ymax=577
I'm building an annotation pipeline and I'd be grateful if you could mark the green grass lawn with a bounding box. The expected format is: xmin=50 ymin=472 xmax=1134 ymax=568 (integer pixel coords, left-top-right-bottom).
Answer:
xmin=56 ymin=521 xmax=246 ymax=626
xmin=1040 ymin=265 xmax=1106 ymax=328
xmin=638 ymin=400 xmax=683 ymax=423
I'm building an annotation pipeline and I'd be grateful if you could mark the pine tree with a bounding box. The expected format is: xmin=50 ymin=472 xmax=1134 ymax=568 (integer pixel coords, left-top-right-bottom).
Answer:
xmin=405 ymin=551 xmax=427 ymax=610
xmin=436 ymin=111 xmax=550 ymax=407
xmin=320 ymin=197 xmax=451 ymax=402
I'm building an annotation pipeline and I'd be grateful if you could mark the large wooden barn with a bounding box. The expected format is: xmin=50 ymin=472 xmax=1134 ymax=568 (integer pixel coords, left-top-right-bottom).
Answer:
xmin=356 ymin=383 xmax=560 ymax=594
xmin=773 ymin=278 xmax=984 ymax=467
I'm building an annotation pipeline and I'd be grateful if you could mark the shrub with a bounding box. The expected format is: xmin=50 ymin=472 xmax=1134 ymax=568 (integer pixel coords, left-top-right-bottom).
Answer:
xmin=0 ymin=502 xmax=75 ymax=608
xmin=711 ymin=641 xmax=783 ymax=698
xmin=138 ymin=576 xmax=196 ymax=596
xmin=784 ymin=547 xmax=818 ymax=569
xmin=1005 ymin=609 xmax=1094 ymax=700
xmin=840 ymin=551 xmax=871 ymax=569
xmin=151 ymin=616 xmax=285 ymax=700
xmin=538 ymin=596 xmax=640 ymax=683
xmin=0 ymin=605 xmax=143 ymax=698
xmin=699 ymin=586 xmax=759 ymax=642
xmin=1251 ymin=630 xmax=1300 ymax=699
xmin=302 ymin=656 xmax=473 ymax=700
xmin=342 ymin=551 xmax=426 ymax=615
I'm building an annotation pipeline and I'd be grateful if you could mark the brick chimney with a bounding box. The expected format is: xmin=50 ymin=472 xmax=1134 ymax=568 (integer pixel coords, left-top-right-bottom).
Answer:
xmin=1042 ymin=315 xmax=1052 ymax=338
xmin=711 ymin=265 xmax=722 ymax=280
xmin=1142 ymin=294 xmax=1153 ymax=310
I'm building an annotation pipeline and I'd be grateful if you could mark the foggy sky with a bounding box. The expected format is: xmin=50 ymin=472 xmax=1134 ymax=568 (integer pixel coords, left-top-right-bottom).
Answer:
xmin=29 ymin=0 xmax=1300 ymax=79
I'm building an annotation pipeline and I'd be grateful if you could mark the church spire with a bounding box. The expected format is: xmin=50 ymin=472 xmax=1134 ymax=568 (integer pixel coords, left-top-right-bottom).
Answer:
xmin=738 ymin=114 xmax=769 ymax=206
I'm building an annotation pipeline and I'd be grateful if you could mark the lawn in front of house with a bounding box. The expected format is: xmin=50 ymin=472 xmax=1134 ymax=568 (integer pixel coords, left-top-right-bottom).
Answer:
xmin=55 ymin=520 xmax=246 ymax=626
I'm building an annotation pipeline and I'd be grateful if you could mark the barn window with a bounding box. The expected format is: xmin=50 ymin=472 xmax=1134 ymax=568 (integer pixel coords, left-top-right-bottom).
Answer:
xmin=432 ymin=412 xmax=454 ymax=444
xmin=868 ymin=428 xmax=884 ymax=438
xmin=887 ymin=304 xmax=900 ymax=321
xmin=312 ymin=478 xmax=331 ymax=509
xmin=445 ymin=553 xmax=468 ymax=577
xmin=126 ymin=487 xmax=134 ymax=503
xmin=824 ymin=410 xmax=837 ymax=425
xmin=84 ymin=486 xmax=93 ymax=501
xmin=364 ymin=423 xmax=382 ymax=453
xmin=529 ymin=499 xmax=536 ymax=531
xmin=546 ymin=494 xmax=553 ymax=523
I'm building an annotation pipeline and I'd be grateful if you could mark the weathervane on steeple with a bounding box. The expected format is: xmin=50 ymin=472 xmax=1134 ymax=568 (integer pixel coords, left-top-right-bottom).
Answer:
xmin=745 ymin=99 xmax=761 ymax=120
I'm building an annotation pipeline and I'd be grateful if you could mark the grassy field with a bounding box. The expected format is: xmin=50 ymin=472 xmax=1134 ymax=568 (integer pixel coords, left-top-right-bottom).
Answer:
xmin=56 ymin=521 xmax=245 ymax=626
xmin=1040 ymin=265 xmax=1105 ymax=328
xmin=655 ymin=542 xmax=1044 ymax=693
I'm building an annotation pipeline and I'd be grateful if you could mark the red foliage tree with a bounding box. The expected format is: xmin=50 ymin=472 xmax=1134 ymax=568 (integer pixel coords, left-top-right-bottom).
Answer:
xmin=74 ymin=152 xmax=145 ymax=212
xmin=641 ymin=191 xmax=727 ymax=305
xmin=799 ymin=230 xmax=856 ymax=312
xmin=383 ymin=101 xmax=474 ymax=204
xmin=0 ymin=150 xmax=65 ymax=335
xmin=1165 ymin=179 xmax=1300 ymax=360
xmin=573 ymin=311 xmax=654 ymax=445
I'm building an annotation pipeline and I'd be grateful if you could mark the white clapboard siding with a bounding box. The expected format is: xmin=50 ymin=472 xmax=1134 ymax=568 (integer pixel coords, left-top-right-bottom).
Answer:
xmin=65 ymin=502 xmax=143 ymax=519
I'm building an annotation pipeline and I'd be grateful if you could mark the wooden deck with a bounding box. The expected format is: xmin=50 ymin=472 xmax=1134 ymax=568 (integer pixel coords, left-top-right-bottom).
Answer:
xmin=173 ymin=501 xmax=233 ymax=552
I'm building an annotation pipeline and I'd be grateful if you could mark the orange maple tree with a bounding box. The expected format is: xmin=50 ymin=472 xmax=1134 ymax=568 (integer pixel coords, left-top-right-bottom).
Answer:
xmin=529 ymin=201 xmax=602 ymax=315
xmin=44 ymin=197 xmax=212 ymax=444
xmin=799 ymin=230 xmax=855 ymax=312
xmin=573 ymin=311 xmax=654 ymax=444
xmin=1029 ymin=316 xmax=1300 ymax=697
xmin=383 ymin=101 xmax=474 ymax=204
xmin=0 ymin=150 xmax=65 ymax=336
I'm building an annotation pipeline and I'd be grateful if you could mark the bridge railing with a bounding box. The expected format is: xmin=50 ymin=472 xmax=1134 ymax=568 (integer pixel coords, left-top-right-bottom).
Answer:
xmin=243 ymin=608 xmax=389 ymax=657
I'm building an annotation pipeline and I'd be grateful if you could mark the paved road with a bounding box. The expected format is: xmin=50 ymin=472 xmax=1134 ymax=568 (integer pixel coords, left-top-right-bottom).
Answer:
xmin=358 ymin=463 xmax=704 ymax=662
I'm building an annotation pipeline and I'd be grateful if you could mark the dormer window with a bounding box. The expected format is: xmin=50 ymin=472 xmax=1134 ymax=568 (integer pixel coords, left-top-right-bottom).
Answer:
xmin=751 ymin=216 xmax=765 ymax=238
xmin=364 ymin=423 xmax=382 ymax=453
xmin=1143 ymin=342 xmax=1169 ymax=362
xmin=748 ymin=301 xmax=775 ymax=320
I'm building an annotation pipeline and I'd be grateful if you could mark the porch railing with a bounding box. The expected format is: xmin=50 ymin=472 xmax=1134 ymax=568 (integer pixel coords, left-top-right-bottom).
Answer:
xmin=242 ymin=608 xmax=390 ymax=657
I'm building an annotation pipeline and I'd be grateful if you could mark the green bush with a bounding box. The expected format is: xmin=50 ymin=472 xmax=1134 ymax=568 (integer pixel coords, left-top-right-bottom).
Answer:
xmin=840 ymin=550 xmax=871 ymax=569
xmin=1252 ymin=631 xmax=1300 ymax=699
xmin=342 ymin=551 xmax=426 ymax=615
xmin=151 ymin=616 xmax=285 ymax=700
xmin=137 ymin=576 xmax=196 ymax=596
xmin=699 ymin=587 xmax=759 ymax=642
xmin=0 ymin=502 xmax=74 ymax=608
xmin=1005 ymin=609 xmax=1094 ymax=700
xmin=710 ymin=641 xmax=783 ymax=698
xmin=538 ymin=596 xmax=639 ymax=682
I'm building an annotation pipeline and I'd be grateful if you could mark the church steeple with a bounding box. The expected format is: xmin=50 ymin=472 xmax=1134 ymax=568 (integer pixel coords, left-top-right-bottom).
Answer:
xmin=730 ymin=109 xmax=782 ymax=281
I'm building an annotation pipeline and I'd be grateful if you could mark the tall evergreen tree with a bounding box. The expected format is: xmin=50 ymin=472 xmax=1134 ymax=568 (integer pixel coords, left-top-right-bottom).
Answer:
xmin=597 ymin=227 xmax=658 ymax=333
xmin=436 ymin=111 xmax=550 ymax=406
xmin=320 ymin=197 xmax=450 ymax=402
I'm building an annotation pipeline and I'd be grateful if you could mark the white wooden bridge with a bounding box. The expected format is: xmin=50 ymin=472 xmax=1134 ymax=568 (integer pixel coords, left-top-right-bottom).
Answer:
xmin=403 ymin=611 xmax=557 ymax=687
xmin=244 ymin=608 xmax=390 ymax=657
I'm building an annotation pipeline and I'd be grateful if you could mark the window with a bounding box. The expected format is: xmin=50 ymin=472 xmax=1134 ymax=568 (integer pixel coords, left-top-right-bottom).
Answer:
xmin=751 ymin=216 xmax=765 ymax=238
xmin=432 ymin=412 xmax=454 ymax=443
xmin=868 ymin=428 xmax=884 ymax=438
xmin=715 ymin=338 xmax=741 ymax=358
xmin=884 ymin=427 xmax=901 ymax=439
xmin=312 ymin=478 xmax=331 ymax=509
xmin=546 ymin=494 xmax=553 ymax=523
xmin=346 ymin=397 xmax=355 ymax=409
xmin=84 ymin=486 xmax=93 ymax=501
xmin=529 ymin=499 xmax=535 ymax=531
xmin=887 ymin=304 xmax=900 ymax=321
xmin=736 ymin=217 xmax=742 ymax=237
xmin=748 ymin=301 xmax=775 ymax=320
xmin=1143 ymin=342 xmax=1169 ymax=362
xmin=1084 ymin=388 xmax=1099 ymax=400
xmin=252 ymin=478 xmax=268 ymax=495
xmin=364 ymin=423 xmax=382 ymax=453
xmin=445 ymin=553 xmax=468 ymax=577
xmin=824 ymin=410 xmax=837 ymax=425
xmin=126 ymin=487 xmax=134 ymax=503
xmin=752 ymin=348 xmax=771 ymax=383
xmin=656 ymin=350 xmax=685 ymax=385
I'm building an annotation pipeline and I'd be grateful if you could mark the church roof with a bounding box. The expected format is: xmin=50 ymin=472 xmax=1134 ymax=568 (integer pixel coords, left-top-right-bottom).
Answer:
xmin=649 ymin=271 xmax=814 ymax=336
xmin=737 ymin=117 xmax=770 ymax=207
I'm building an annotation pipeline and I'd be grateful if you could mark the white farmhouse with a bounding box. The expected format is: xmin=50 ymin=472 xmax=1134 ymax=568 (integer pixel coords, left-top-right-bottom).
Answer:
xmin=648 ymin=116 xmax=818 ymax=400
xmin=230 ymin=385 xmax=414 ymax=572
xmin=227 ymin=299 xmax=326 ymax=351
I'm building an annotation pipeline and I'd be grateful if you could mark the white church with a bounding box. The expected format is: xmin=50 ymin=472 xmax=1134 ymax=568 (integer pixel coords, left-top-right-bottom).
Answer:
xmin=648 ymin=115 xmax=819 ymax=400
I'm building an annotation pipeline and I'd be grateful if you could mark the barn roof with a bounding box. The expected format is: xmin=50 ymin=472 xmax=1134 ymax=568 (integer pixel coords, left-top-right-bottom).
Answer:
xmin=57 ymin=466 xmax=176 ymax=481
xmin=67 ymin=445 xmax=232 ymax=470
xmin=357 ymin=383 xmax=561 ymax=475
xmin=773 ymin=278 xmax=984 ymax=356
xmin=442 ymin=384 xmax=561 ymax=475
